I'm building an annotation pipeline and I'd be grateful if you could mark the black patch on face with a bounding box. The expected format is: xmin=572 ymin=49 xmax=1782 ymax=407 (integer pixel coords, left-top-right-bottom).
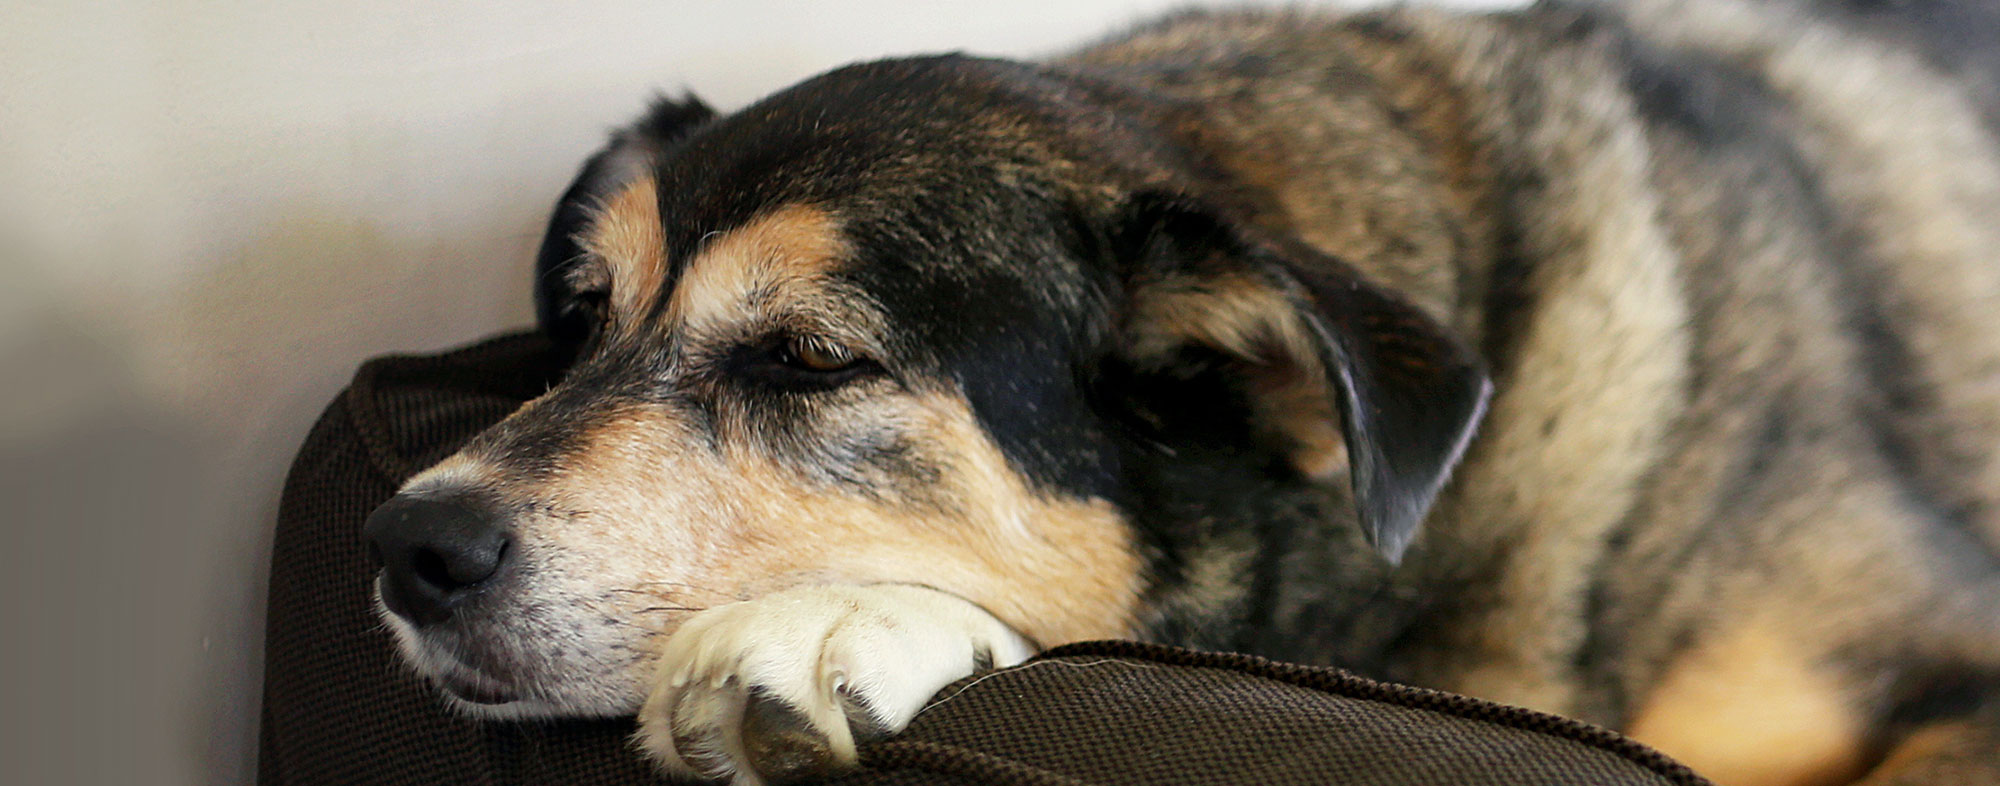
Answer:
xmin=842 ymin=207 xmax=1127 ymax=505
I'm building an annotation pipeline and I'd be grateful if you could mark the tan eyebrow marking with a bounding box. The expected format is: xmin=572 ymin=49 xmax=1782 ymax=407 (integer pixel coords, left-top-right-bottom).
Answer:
xmin=666 ymin=203 xmax=851 ymax=336
xmin=578 ymin=176 xmax=667 ymax=322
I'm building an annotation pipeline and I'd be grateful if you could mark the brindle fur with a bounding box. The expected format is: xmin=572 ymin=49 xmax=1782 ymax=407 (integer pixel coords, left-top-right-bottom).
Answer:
xmin=381 ymin=1 xmax=2000 ymax=784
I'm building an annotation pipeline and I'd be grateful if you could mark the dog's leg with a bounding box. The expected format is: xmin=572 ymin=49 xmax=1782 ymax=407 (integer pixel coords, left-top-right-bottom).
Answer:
xmin=634 ymin=583 xmax=1034 ymax=785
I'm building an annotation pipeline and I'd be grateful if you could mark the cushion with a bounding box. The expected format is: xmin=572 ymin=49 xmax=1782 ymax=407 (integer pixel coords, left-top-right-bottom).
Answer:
xmin=259 ymin=331 xmax=1711 ymax=786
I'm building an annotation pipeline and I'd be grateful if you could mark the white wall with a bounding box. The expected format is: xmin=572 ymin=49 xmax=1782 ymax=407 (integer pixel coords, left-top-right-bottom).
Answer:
xmin=0 ymin=1 xmax=1515 ymax=783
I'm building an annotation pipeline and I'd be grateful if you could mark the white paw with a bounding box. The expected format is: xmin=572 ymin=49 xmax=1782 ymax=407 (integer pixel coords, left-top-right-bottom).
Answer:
xmin=634 ymin=583 xmax=1034 ymax=785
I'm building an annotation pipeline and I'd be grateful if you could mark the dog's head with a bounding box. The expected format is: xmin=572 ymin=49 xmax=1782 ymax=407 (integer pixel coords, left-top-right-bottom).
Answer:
xmin=363 ymin=55 xmax=1488 ymax=717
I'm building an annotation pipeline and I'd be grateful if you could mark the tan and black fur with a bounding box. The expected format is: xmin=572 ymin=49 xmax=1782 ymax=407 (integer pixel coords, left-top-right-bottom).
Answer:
xmin=360 ymin=1 xmax=2000 ymax=784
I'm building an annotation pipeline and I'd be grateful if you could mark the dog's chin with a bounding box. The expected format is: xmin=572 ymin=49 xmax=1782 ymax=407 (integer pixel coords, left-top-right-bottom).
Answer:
xmin=374 ymin=597 xmax=646 ymax=720
xmin=433 ymin=672 xmax=553 ymax=720
xmin=434 ymin=684 xmax=601 ymax=722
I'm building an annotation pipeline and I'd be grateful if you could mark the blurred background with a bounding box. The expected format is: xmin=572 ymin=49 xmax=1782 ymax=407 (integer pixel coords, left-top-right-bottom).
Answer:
xmin=0 ymin=1 xmax=1515 ymax=783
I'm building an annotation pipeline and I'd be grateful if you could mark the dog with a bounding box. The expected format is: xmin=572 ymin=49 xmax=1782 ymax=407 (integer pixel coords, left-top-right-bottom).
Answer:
xmin=360 ymin=0 xmax=2000 ymax=783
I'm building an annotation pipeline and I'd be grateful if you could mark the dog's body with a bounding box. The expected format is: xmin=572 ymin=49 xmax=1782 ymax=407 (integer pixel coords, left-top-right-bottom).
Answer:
xmin=361 ymin=1 xmax=2000 ymax=784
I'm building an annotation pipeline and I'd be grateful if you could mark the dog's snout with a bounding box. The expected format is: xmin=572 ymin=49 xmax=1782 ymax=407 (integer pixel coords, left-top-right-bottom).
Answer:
xmin=364 ymin=494 xmax=513 ymax=626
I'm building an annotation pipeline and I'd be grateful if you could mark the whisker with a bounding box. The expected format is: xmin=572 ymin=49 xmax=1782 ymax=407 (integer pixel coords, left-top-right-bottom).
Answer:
xmin=631 ymin=580 xmax=719 ymax=591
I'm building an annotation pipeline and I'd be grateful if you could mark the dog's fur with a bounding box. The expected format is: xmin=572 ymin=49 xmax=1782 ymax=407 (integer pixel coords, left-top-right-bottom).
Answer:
xmin=365 ymin=0 xmax=2000 ymax=783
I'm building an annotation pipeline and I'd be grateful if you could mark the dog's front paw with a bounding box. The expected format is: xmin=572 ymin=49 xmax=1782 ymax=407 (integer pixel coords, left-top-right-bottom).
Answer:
xmin=635 ymin=583 xmax=1033 ymax=785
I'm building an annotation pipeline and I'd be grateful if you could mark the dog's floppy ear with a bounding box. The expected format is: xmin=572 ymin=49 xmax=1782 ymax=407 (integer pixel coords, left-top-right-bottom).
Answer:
xmin=535 ymin=93 xmax=716 ymax=342
xmin=1113 ymin=194 xmax=1490 ymax=562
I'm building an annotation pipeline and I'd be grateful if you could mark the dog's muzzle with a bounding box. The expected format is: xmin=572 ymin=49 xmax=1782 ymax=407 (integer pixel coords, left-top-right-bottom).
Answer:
xmin=363 ymin=493 xmax=513 ymax=627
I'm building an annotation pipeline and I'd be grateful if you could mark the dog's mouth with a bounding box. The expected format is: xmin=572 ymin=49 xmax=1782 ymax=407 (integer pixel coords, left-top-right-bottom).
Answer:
xmin=431 ymin=666 xmax=520 ymax=705
xmin=371 ymin=592 xmax=529 ymax=708
xmin=372 ymin=588 xmax=655 ymax=719
xmin=406 ymin=636 xmax=530 ymax=708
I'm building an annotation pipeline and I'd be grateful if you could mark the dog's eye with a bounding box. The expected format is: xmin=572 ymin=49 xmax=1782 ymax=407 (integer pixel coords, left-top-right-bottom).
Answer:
xmin=730 ymin=334 xmax=878 ymax=390
xmin=782 ymin=335 xmax=859 ymax=373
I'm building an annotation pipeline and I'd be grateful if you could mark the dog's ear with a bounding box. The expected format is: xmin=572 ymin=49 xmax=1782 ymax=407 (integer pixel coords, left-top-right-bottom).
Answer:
xmin=535 ymin=93 xmax=716 ymax=343
xmin=1112 ymin=194 xmax=1490 ymax=562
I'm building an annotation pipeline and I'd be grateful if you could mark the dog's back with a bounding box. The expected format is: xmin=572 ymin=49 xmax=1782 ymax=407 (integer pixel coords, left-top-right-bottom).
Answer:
xmin=1067 ymin=1 xmax=2000 ymax=782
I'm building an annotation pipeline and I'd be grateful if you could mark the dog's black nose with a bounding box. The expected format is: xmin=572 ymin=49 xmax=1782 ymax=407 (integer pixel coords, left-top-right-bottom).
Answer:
xmin=363 ymin=494 xmax=512 ymax=627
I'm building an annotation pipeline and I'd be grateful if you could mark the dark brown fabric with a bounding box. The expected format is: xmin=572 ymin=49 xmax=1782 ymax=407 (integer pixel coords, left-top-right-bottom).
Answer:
xmin=837 ymin=641 xmax=1710 ymax=786
xmin=260 ymin=332 xmax=1711 ymax=786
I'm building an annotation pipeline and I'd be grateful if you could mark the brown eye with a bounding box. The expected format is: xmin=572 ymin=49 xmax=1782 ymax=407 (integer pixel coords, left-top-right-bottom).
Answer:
xmin=784 ymin=335 xmax=857 ymax=372
xmin=735 ymin=334 xmax=877 ymax=389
